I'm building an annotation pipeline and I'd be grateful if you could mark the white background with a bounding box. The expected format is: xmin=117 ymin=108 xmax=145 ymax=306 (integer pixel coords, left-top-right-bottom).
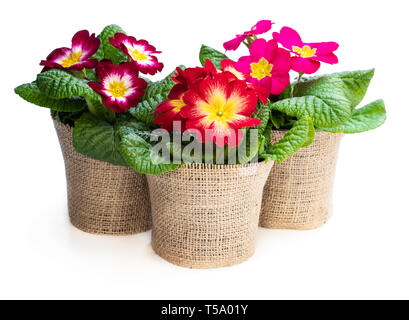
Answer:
xmin=0 ymin=0 xmax=408 ymax=300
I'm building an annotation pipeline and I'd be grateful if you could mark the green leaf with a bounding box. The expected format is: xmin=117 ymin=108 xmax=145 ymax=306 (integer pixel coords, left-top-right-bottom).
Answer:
xmin=301 ymin=117 xmax=315 ymax=147
xmin=227 ymin=128 xmax=260 ymax=164
xmin=85 ymin=97 xmax=115 ymax=123
xmin=270 ymin=110 xmax=286 ymax=129
xmin=15 ymin=82 xmax=87 ymax=112
xmin=318 ymin=99 xmax=386 ymax=133
xmin=328 ymin=69 xmax=374 ymax=108
xmin=36 ymin=69 xmax=101 ymax=101
xmin=83 ymin=69 xmax=97 ymax=81
xmin=259 ymin=124 xmax=274 ymax=158
xmin=255 ymin=101 xmax=272 ymax=136
xmin=199 ymin=45 xmax=228 ymax=69
xmin=72 ymin=112 xmax=147 ymax=166
xmin=119 ymin=127 xmax=180 ymax=174
xmin=272 ymin=76 xmax=352 ymax=128
xmin=52 ymin=110 xmax=84 ymax=126
xmin=73 ymin=112 xmax=126 ymax=166
xmin=94 ymin=24 xmax=128 ymax=64
xmin=296 ymin=69 xmax=375 ymax=109
xmin=271 ymin=117 xmax=312 ymax=163
xmin=130 ymin=66 xmax=184 ymax=125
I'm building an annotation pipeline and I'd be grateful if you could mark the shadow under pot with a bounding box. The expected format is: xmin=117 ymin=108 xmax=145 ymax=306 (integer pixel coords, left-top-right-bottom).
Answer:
xmin=53 ymin=119 xmax=152 ymax=235
xmin=260 ymin=131 xmax=343 ymax=230
xmin=147 ymin=161 xmax=274 ymax=269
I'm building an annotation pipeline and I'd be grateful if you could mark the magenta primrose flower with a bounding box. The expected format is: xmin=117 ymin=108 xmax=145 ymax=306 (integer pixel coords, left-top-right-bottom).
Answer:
xmin=223 ymin=20 xmax=274 ymax=51
xmin=87 ymin=60 xmax=147 ymax=113
xmin=273 ymin=27 xmax=339 ymax=74
xmin=235 ymin=39 xmax=291 ymax=95
xmin=109 ymin=33 xmax=164 ymax=75
xmin=40 ymin=30 xmax=100 ymax=71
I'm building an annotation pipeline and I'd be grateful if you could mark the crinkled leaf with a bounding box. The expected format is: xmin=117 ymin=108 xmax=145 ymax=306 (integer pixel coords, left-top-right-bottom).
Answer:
xmin=255 ymin=101 xmax=272 ymax=136
xmin=15 ymin=82 xmax=86 ymax=112
xmin=199 ymin=45 xmax=228 ymax=69
xmin=259 ymin=125 xmax=274 ymax=161
xmin=36 ymin=69 xmax=101 ymax=101
xmin=301 ymin=117 xmax=315 ymax=147
xmin=270 ymin=110 xmax=286 ymax=129
xmin=130 ymin=66 xmax=184 ymax=125
xmin=327 ymin=69 xmax=374 ymax=108
xmin=72 ymin=112 xmax=147 ymax=166
xmin=296 ymin=69 xmax=375 ymax=109
xmin=94 ymin=24 xmax=128 ymax=64
xmin=119 ymin=127 xmax=180 ymax=174
xmin=227 ymin=129 xmax=260 ymax=164
xmin=318 ymin=99 xmax=386 ymax=133
xmin=271 ymin=76 xmax=352 ymax=128
xmin=271 ymin=117 xmax=312 ymax=163
xmin=73 ymin=112 xmax=126 ymax=166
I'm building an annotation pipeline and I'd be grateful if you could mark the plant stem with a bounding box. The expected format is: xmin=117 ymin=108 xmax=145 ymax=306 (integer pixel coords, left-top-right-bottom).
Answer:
xmin=290 ymin=72 xmax=304 ymax=98
xmin=245 ymin=34 xmax=257 ymax=48
xmin=85 ymin=98 xmax=115 ymax=124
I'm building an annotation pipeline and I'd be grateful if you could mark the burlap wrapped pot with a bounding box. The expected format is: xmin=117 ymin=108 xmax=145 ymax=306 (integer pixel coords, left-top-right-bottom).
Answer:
xmin=147 ymin=161 xmax=274 ymax=269
xmin=53 ymin=119 xmax=151 ymax=235
xmin=260 ymin=131 xmax=343 ymax=230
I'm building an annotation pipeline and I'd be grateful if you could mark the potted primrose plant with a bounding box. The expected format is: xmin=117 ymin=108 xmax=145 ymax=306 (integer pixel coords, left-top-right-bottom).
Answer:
xmin=14 ymin=25 xmax=175 ymax=235
xmin=118 ymin=59 xmax=275 ymax=268
xmin=219 ymin=21 xmax=387 ymax=230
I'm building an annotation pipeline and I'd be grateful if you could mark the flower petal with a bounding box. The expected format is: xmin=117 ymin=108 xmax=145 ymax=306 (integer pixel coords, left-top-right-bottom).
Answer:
xmin=88 ymin=60 xmax=146 ymax=113
xmin=250 ymin=20 xmax=273 ymax=35
xmin=263 ymin=39 xmax=279 ymax=61
xmin=223 ymin=35 xmax=246 ymax=51
xmin=291 ymin=57 xmax=321 ymax=74
xmin=315 ymin=52 xmax=338 ymax=64
xmin=211 ymin=124 xmax=244 ymax=147
xmin=273 ymin=26 xmax=303 ymax=50
xmin=271 ymin=48 xmax=291 ymax=73
xmin=270 ymin=73 xmax=290 ymax=95
xmin=235 ymin=57 xmax=252 ymax=74
xmin=227 ymin=80 xmax=258 ymax=115
xmin=249 ymin=39 xmax=267 ymax=60
xmin=71 ymin=30 xmax=100 ymax=59
xmin=310 ymin=41 xmax=339 ymax=55
xmin=227 ymin=115 xmax=261 ymax=129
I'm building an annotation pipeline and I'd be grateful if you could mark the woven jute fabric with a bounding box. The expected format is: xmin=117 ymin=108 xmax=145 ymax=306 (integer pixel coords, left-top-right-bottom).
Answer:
xmin=260 ymin=131 xmax=343 ymax=230
xmin=147 ymin=161 xmax=273 ymax=269
xmin=53 ymin=119 xmax=151 ymax=235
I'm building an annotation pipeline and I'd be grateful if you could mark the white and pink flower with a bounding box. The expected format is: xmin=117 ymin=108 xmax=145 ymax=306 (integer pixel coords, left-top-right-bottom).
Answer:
xmin=87 ymin=60 xmax=147 ymax=113
xmin=40 ymin=30 xmax=100 ymax=71
xmin=109 ymin=33 xmax=164 ymax=75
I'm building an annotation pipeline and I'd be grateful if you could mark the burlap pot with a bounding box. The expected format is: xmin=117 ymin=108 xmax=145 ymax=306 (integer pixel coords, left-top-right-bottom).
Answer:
xmin=260 ymin=131 xmax=343 ymax=230
xmin=147 ymin=161 xmax=274 ymax=269
xmin=53 ymin=119 xmax=151 ymax=235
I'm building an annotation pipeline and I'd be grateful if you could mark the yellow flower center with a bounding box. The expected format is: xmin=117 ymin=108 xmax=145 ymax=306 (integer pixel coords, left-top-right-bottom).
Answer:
xmin=61 ymin=51 xmax=82 ymax=68
xmin=202 ymin=92 xmax=238 ymax=127
xmin=292 ymin=45 xmax=317 ymax=58
xmin=108 ymin=80 xmax=128 ymax=98
xmin=131 ymin=48 xmax=148 ymax=61
xmin=250 ymin=57 xmax=273 ymax=80
xmin=171 ymin=98 xmax=186 ymax=112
